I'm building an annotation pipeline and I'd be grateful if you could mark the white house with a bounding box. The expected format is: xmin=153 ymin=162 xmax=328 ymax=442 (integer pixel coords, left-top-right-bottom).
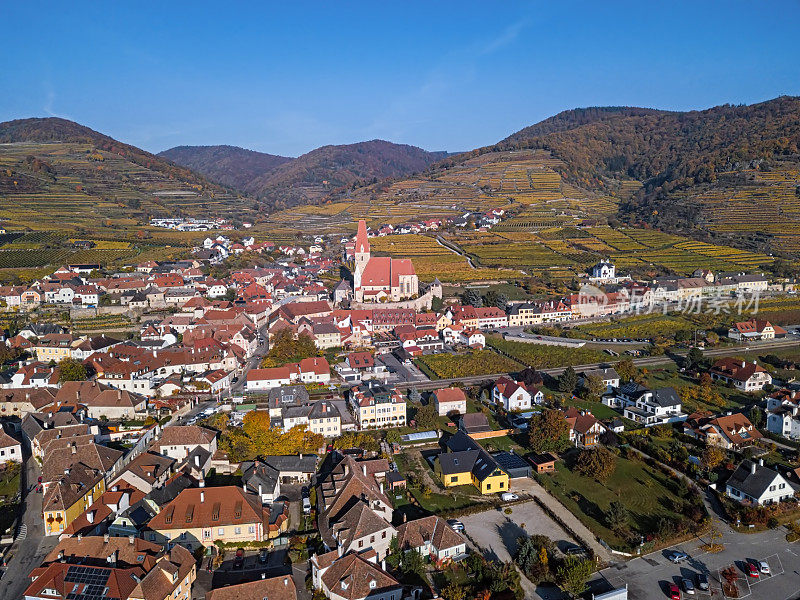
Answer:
xmin=614 ymin=382 xmax=687 ymax=427
xmin=395 ymin=515 xmax=467 ymax=561
xmin=766 ymin=389 xmax=800 ymax=440
xmin=710 ymin=358 xmax=772 ymax=392
xmin=432 ymin=387 xmax=467 ymax=416
xmin=726 ymin=459 xmax=796 ymax=506
xmin=0 ymin=430 xmax=22 ymax=463
xmin=492 ymin=376 xmax=543 ymax=411
xmin=581 ymin=367 xmax=620 ymax=394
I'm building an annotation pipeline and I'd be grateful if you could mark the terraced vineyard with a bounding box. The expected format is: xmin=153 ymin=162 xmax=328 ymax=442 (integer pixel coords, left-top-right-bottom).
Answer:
xmin=369 ymin=234 xmax=522 ymax=282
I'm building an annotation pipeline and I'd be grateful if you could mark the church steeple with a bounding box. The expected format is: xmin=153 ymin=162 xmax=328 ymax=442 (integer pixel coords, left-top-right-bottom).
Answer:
xmin=353 ymin=219 xmax=370 ymax=294
xmin=355 ymin=219 xmax=370 ymax=255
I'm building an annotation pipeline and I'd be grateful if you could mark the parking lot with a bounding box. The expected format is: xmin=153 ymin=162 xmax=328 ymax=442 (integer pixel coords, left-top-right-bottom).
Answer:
xmin=599 ymin=527 xmax=800 ymax=600
xmin=459 ymin=500 xmax=580 ymax=563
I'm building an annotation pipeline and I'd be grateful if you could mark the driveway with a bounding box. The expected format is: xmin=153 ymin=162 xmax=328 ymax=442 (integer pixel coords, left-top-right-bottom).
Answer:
xmin=598 ymin=526 xmax=800 ymax=600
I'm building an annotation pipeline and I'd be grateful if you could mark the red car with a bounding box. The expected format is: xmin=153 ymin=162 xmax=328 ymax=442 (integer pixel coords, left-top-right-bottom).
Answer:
xmin=746 ymin=563 xmax=760 ymax=578
xmin=669 ymin=584 xmax=681 ymax=600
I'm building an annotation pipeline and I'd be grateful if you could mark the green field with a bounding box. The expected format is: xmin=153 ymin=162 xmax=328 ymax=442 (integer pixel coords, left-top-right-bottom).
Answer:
xmin=538 ymin=453 xmax=702 ymax=550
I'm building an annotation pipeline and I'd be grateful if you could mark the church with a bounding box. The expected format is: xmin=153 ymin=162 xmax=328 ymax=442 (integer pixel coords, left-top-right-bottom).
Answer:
xmin=352 ymin=220 xmax=419 ymax=302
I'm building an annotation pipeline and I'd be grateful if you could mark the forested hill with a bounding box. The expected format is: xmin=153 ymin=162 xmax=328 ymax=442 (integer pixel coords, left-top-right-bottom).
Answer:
xmin=499 ymin=96 xmax=800 ymax=200
xmin=159 ymin=145 xmax=293 ymax=192
xmin=162 ymin=139 xmax=448 ymax=211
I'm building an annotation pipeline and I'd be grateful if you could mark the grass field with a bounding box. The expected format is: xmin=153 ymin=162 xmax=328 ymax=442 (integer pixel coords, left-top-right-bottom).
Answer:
xmin=538 ymin=453 xmax=696 ymax=550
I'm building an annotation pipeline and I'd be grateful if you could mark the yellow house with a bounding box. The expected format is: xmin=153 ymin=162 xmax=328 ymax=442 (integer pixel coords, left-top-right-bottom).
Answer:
xmin=43 ymin=466 xmax=107 ymax=536
xmin=34 ymin=334 xmax=76 ymax=362
xmin=434 ymin=431 xmax=509 ymax=495
xmin=145 ymin=486 xmax=268 ymax=552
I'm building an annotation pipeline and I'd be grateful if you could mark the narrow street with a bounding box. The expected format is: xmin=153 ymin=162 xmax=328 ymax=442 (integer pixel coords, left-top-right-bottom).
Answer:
xmin=1 ymin=451 xmax=58 ymax=600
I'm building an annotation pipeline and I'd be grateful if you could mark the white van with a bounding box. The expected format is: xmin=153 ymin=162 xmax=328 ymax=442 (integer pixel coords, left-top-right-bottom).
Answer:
xmin=302 ymin=497 xmax=311 ymax=515
xmin=501 ymin=492 xmax=519 ymax=502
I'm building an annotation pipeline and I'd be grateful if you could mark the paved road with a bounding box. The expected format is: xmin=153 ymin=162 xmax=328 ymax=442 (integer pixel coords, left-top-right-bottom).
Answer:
xmin=0 ymin=450 xmax=58 ymax=600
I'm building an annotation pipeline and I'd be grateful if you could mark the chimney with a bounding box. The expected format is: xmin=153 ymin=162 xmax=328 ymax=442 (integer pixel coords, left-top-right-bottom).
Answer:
xmin=71 ymin=443 xmax=76 ymax=454
xmin=87 ymin=511 xmax=95 ymax=524
xmin=741 ymin=361 xmax=746 ymax=368
xmin=380 ymin=482 xmax=384 ymax=494
xmin=129 ymin=535 xmax=135 ymax=545
xmin=199 ymin=479 xmax=205 ymax=488
xmin=751 ymin=462 xmax=757 ymax=475
xmin=362 ymin=464 xmax=367 ymax=477
xmin=261 ymin=573 xmax=266 ymax=580
xmin=104 ymin=533 xmax=110 ymax=543
xmin=258 ymin=484 xmax=263 ymax=497
xmin=58 ymin=551 xmax=64 ymax=562
xmin=759 ymin=458 xmax=764 ymax=467
xmin=77 ymin=534 xmax=82 ymax=541
xmin=195 ymin=455 xmax=200 ymax=467
xmin=200 ymin=491 xmax=205 ymax=503
xmin=284 ymin=577 xmax=288 ymax=587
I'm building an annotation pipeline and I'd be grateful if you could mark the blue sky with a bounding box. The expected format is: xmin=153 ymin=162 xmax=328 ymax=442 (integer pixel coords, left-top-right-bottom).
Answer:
xmin=2 ymin=1 xmax=799 ymax=156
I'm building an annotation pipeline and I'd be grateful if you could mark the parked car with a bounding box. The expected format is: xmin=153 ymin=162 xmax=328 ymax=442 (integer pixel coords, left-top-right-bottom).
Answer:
xmin=302 ymin=497 xmax=311 ymax=515
xmin=447 ymin=519 xmax=464 ymax=532
xmin=668 ymin=583 xmax=680 ymax=600
xmin=669 ymin=551 xmax=689 ymax=563
xmin=301 ymin=486 xmax=310 ymax=499
xmin=501 ymin=492 xmax=519 ymax=501
xmin=758 ymin=560 xmax=770 ymax=575
xmin=697 ymin=574 xmax=709 ymax=591
xmin=746 ymin=562 xmax=759 ymax=578
xmin=682 ymin=579 xmax=695 ymax=595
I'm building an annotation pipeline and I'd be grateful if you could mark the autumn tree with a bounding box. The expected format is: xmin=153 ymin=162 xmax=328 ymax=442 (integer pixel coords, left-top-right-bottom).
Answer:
xmin=414 ymin=403 xmax=438 ymax=430
xmin=58 ymin=358 xmax=87 ymax=382
xmin=261 ymin=329 xmax=318 ymax=367
xmin=701 ymin=445 xmax=725 ymax=471
xmin=528 ymin=409 xmax=570 ymax=454
xmin=575 ymin=447 xmax=617 ymax=482
xmin=614 ymin=357 xmax=638 ymax=383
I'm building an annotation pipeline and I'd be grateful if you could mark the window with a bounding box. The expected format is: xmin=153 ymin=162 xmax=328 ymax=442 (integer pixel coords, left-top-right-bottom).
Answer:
xmin=248 ymin=525 xmax=255 ymax=534
xmin=358 ymin=540 xmax=363 ymax=548
xmin=234 ymin=527 xmax=241 ymax=535
xmin=382 ymin=531 xmax=387 ymax=539
xmin=217 ymin=527 xmax=224 ymax=536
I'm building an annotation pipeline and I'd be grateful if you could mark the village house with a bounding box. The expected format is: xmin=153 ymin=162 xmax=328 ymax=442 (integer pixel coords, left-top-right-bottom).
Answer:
xmin=728 ymin=318 xmax=787 ymax=341
xmin=564 ymin=407 xmax=607 ymax=447
xmin=348 ymin=382 xmax=407 ymax=429
xmin=709 ymin=358 xmax=773 ymax=392
xmin=145 ymin=486 xmax=268 ymax=550
xmin=432 ymin=387 xmax=467 ymax=416
xmin=395 ymin=515 xmax=467 ymax=562
xmin=492 ymin=376 xmax=543 ymax=411
xmin=611 ymin=382 xmax=686 ymax=427
xmin=434 ymin=431 xmax=509 ymax=495
xmin=726 ymin=459 xmax=796 ymax=506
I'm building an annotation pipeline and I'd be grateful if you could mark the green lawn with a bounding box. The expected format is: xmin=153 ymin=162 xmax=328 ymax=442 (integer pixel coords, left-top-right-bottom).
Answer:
xmin=561 ymin=398 xmax=621 ymax=420
xmin=538 ymin=453 xmax=693 ymax=550
xmin=640 ymin=366 xmax=755 ymax=412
